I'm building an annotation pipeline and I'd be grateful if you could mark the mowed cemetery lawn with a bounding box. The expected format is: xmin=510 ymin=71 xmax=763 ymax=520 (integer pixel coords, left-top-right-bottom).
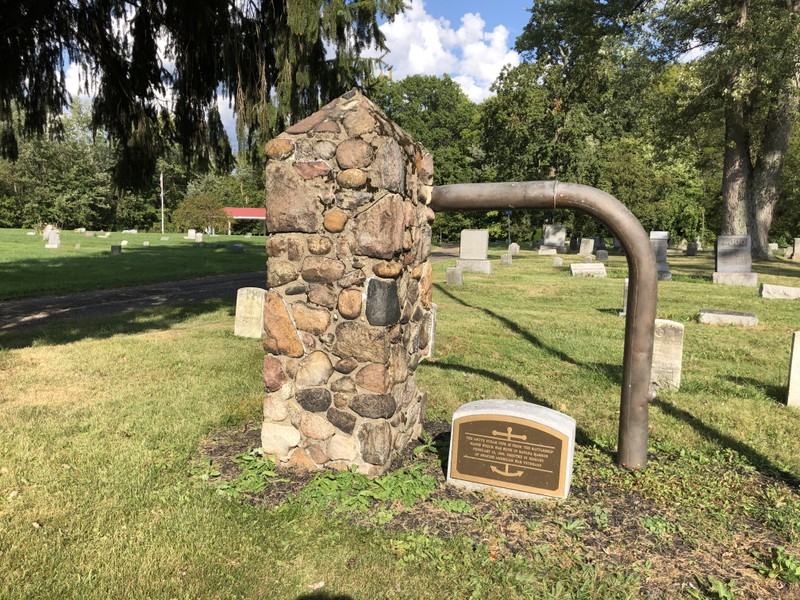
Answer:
xmin=2 ymin=245 xmax=800 ymax=598
xmin=0 ymin=228 xmax=266 ymax=300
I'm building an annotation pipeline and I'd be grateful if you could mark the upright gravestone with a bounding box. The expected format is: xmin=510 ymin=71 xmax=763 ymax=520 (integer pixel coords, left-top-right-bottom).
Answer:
xmin=446 ymin=267 xmax=464 ymax=286
xmin=578 ymin=237 xmax=595 ymax=257
xmin=447 ymin=400 xmax=576 ymax=500
xmin=788 ymin=332 xmax=800 ymax=408
xmin=713 ymin=235 xmax=757 ymax=287
xmin=456 ymin=229 xmax=491 ymax=274
xmin=44 ymin=230 xmax=61 ymax=249
xmin=542 ymin=225 xmax=566 ymax=251
xmin=620 ymin=278 xmax=629 ymax=317
xmin=596 ymin=249 xmax=609 ymax=262
xmin=508 ymin=242 xmax=520 ymax=256
xmin=185 ymin=228 xmax=196 ymax=240
xmin=793 ymin=238 xmax=800 ymax=262
xmin=42 ymin=224 xmax=53 ymax=241
xmin=649 ymin=231 xmax=671 ymax=281
xmin=425 ymin=303 xmax=438 ymax=359
xmin=261 ymin=89 xmax=433 ymax=476
xmin=195 ymin=232 xmax=204 ymax=243
xmin=651 ymin=319 xmax=684 ymax=391
xmin=500 ymin=253 xmax=512 ymax=265
xmin=234 ymin=287 xmax=266 ymax=338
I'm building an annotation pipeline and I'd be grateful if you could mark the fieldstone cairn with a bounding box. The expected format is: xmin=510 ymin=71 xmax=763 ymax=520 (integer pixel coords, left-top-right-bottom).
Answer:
xmin=261 ymin=90 xmax=434 ymax=476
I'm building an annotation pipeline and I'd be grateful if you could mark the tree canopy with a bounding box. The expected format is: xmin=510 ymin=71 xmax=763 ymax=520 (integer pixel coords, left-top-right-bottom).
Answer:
xmin=1 ymin=0 xmax=403 ymax=189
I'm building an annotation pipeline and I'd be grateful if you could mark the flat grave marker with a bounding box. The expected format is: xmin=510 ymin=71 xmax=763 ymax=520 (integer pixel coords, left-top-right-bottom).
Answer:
xmin=760 ymin=283 xmax=800 ymax=300
xmin=447 ymin=400 xmax=576 ymax=500
xmin=699 ymin=309 xmax=758 ymax=327
xmin=570 ymin=263 xmax=606 ymax=277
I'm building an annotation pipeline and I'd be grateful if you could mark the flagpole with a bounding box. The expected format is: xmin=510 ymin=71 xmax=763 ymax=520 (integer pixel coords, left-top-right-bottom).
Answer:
xmin=160 ymin=171 xmax=165 ymax=234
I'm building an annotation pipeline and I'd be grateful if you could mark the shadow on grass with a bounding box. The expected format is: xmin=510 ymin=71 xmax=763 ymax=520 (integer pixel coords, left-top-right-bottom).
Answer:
xmin=652 ymin=398 xmax=800 ymax=488
xmin=434 ymin=284 xmax=623 ymax=385
xmin=0 ymin=301 xmax=231 ymax=350
xmin=719 ymin=375 xmax=787 ymax=404
xmin=296 ymin=594 xmax=353 ymax=600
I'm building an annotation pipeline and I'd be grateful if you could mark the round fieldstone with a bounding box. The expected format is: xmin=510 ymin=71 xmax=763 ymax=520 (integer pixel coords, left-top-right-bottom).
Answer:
xmin=343 ymin=111 xmax=376 ymax=137
xmin=292 ymin=302 xmax=330 ymax=334
xmin=323 ymin=208 xmax=348 ymax=233
xmin=327 ymin=433 xmax=358 ymax=461
xmin=263 ymin=356 xmax=288 ymax=392
xmin=350 ymin=394 xmax=396 ymax=419
xmin=336 ymin=139 xmax=374 ymax=169
xmin=307 ymin=236 xmax=333 ymax=255
xmin=265 ymin=138 xmax=294 ymax=159
xmin=327 ymin=407 xmax=357 ymax=434
xmin=302 ymin=256 xmax=346 ymax=283
xmin=335 ymin=357 xmax=359 ymax=374
xmin=338 ymin=169 xmax=367 ymax=189
xmin=263 ymin=395 xmax=289 ymax=422
xmin=261 ymin=422 xmax=300 ymax=458
xmin=365 ymin=279 xmax=401 ymax=326
xmin=287 ymin=447 xmax=317 ymax=471
xmin=293 ymin=161 xmax=331 ymax=180
xmin=300 ymin=412 xmax=336 ymax=440
xmin=267 ymin=260 xmax=298 ymax=288
xmin=308 ymin=284 xmax=337 ymax=309
xmin=355 ymin=363 xmax=390 ymax=394
xmin=315 ymin=140 xmax=337 ymax=159
xmin=331 ymin=376 xmax=356 ymax=393
xmin=338 ymin=269 xmax=365 ymax=289
xmin=372 ymin=261 xmax=403 ymax=279
xmin=337 ymin=289 xmax=362 ymax=319
xmin=296 ymin=388 xmax=332 ymax=412
xmin=295 ymin=351 xmax=333 ymax=387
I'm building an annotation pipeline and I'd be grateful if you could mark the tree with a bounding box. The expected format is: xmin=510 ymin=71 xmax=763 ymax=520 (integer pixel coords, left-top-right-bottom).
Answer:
xmin=0 ymin=0 xmax=404 ymax=189
xmin=171 ymin=193 xmax=229 ymax=232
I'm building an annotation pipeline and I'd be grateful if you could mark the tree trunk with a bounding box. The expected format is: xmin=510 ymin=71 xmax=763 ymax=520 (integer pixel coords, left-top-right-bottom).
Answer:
xmin=748 ymin=87 xmax=798 ymax=259
xmin=721 ymin=97 xmax=751 ymax=235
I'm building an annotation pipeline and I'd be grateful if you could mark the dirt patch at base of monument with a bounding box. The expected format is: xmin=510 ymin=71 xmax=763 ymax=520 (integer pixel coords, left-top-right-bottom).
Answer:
xmin=199 ymin=420 xmax=793 ymax=599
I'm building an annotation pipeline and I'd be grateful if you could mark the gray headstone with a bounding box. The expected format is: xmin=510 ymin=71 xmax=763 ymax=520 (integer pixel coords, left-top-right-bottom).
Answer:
xmin=595 ymin=237 xmax=607 ymax=250
xmin=543 ymin=225 xmax=566 ymax=249
xmin=110 ymin=245 xmax=121 ymax=254
xmin=686 ymin=242 xmax=697 ymax=256
xmin=569 ymin=263 xmax=607 ymax=277
xmin=142 ymin=241 xmax=150 ymax=247
xmin=715 ymin=235 xmax=751 ymax=273
xmin=760 ymin=283 xmax=800 ymax=300
xmin=569 ymin=237 xmax=580 ymax=252
xmin=578 ymin=238 xmax=595 ymax=257
xmin=712 ymin=272 xmax=758 ymax=287
xmin=234 ymin=287 xmax=266 ymax=338
xmin=85 ymin=231 xmax=96 ymax=238
xmin=583 ymin=255 xmax=594 ymax=263
xmin=596 ymin=250 xmax=609 ymax=262
xmin=620 ymin=278 xmax=629 ymax=317
xmin=508 ymin=243 xmax=520 ymax=256
xmin=650 ymin=231 xmax=671 ymax=280
xmin=538 ymin=247 xmax=557 ymax=256
xmin=699 ymin=309 xmax=758 ymax=327
xmin=552 ymin=257 xmax=563 ymax=267
xmin=459 ymin=229 xmax=489 ymax=260
xmin=447 ymin=399 xmax=576 ymax=500
xmin=789 ymin=332 xmax=800 ymax=408
xmin=160 ymin=236 xmax=169 ymax=241
xmin=651 ymin=320 xmax=684 ymax=391
xmin=446 ymin=267 xmax=464 ymax=286
xmin=500 ymin=253 xmax=512 ymax=265
xmin=456 ymin=259 xmax=491 ymax=274
xmin=229 ymin=243 xmax=245 ymax=253
xmin=425 ymin=303 xmax=438 ymax=359
xmin=612 ymin=237 xmax=621 ymax=250
xmin=793 ymin=238 xmax=800 ymax=261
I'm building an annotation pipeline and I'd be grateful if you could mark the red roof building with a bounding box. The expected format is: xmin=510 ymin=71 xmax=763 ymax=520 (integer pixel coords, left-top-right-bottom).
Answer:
xmin=223 ymin=207 xmax=266 ymax=234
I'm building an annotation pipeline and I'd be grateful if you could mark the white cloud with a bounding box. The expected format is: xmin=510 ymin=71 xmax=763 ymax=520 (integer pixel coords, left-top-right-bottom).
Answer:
xmin=376 ymin=0 xmax=519 ymax=102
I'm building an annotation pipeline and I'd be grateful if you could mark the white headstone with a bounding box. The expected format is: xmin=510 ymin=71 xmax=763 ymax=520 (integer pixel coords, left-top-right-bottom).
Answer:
xmin=570 ymin=263 xmax=607 ymax=277
xmin=143 ymin=241 xmax=150 ymax=247
xmin=44 ymin=230 xmax=61 ymax=249
xmin=793 ymin=238 xmax=800 ymax=262
xmin=699 ymin=309 xmax=758 ymax=327
xmin=42 ymin=224 xmax=53 ymax=241
xmin=160 ymin=236 xmax=169 ymax=241
xmin=446 ymin=267 xmax=464 ymax=286
xmin=760 ymin=283 xmax=800 ymax=300
xmin=234 ymin=287 xmax=266 ymax=338
xmin=425 ymin=303 xmax=438 ymax=359
xmin=578 ymin=238 xmax=595 ymax=257
xmin=120 ymin=240 xmax=128 ymax=246
xmin=538 ymin=247 xmax=557 ymax=256
xmin=186 ymin=228 xmax=197 ymax=240
xmin=543 ymin=225 xmax=566 ymax=249
xmin=500 ymin=253 xmax=512 ymax=265
xmin=620 ymin=278 xmax=629 ymax=317
xmin=788 ymin=332 xmax=800 ymax=408
xmin=459 ymin=229 xmax=489 ymax=260
xmin=651 ymin=320 xmax=684 ymax=391
xmin=195 ymin=232 xmax=204 ymax=243
xmin=508 ymin=243 xmax=520 ymax=256
xmin=552 ymin=257 xmax=563 ymax=267
xmin=447 ymin=400 xmax=576 ymax=500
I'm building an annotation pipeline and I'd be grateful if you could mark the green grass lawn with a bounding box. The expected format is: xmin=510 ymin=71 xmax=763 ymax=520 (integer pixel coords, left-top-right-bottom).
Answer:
xmin=0 ymin=228 xmax=266 ymax=300
xmin=1 ymin=248 xmax=800 ymax=598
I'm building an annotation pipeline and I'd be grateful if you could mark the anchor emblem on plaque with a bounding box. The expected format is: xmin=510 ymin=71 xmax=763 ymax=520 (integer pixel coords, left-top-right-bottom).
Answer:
xmin=489 ymin=426 xmax=527 ymax=478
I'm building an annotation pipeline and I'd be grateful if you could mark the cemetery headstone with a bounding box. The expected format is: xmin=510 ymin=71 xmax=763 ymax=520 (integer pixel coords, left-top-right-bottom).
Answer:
xmin=456 ymin=229 xmax=491 ymax=274
xmin=651 ymin=320 xmax=684 ymax=391
xmin=85 ymin=231 xmax=95 ymax=238
xmin=649 ymin=231 xmax=671 ymax=280
xmin=793 ymin=238 xmax=800 ymax=262
xmin=578 ymin=237 xmax=594 ymax=257
xmin=446 ymin=266 xmax=464 ymax=286
xmin=620 ymin=278 xmax=629 ymax=317
xmin=447 ymin=399 xmax=576 ymax=500
xmin=542 ymin=225 xmax=566 ymax=250
xmin=425 ymin=303 xmax=438 ymax=359
xmin=552 ymin=257 xmax=563 ymax=267
xmin=160 ymin=236 xmax=169 ymax=241
xmin=596 ymin=249 xmax=609 ymax=262
xmin=234 ymin=287 xmax=266 ymax=338
xmin=185 ymin=228 xmax=196 ymax=240
xmin=760 ymin=283 xmax=800 ymax=300
xmin=120 ymin=240 xmax=128 ymax=246
xmin=713 ymin=235 xmax=757 ymax=286
xmin=74 ymin=243 xmax=81 ymax=250
xmin=508 ymin=242 xmax=520 ymax=256
xmin=686 ymin=241 xmax=697 ymax=256
xmin=613 ymin=237 xmax=621 ymax=250
xmin=26 ymin=231 xmax=35 ymax=236
xmin=583 ymin=255 xmax=594 ymax=263
xmin=195 ymin=232 xmax=204 ymax=243
xmin=699 ymin=309 xmax=758 ymax=327
xmin=595 ymin=237 xmax=607 ymax=250
xmin=143 ymin=241 xmax=150 ymax=247
xmin=42 ymin=224 xmax=53 ymax=241
xmin=769 ymin=243 xmax=779 ymax=253
xmin=788 ymin=332 xmax=800 ymax=408
xmin=570 ymin=263 xmax=607 ymax=277
xmin=538 ymin=247 xmax=557 ymax=256
xmin=110 ymin=245 xmax=121 ymax=254
xmin=245 ymin=232 xmax=253 ymax=238
xmin=568 ymin=237 xmax=580 ymax=252
xmin=501 ymin=253 xmax=512 ymax=265
xmin=44 ymin=230 xmax=61 ymax=249
xmin=229 ymin=243 xmax=244 ymax=253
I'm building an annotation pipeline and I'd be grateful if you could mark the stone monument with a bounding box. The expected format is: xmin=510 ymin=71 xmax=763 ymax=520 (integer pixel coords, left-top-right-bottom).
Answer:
xmin=713 ymin=235 xmax=757 ymax=287
xmin=542 ymin=225 xmax=566 ymax=252
xmin=649 ymin=231 xmax=671 ymax=280
xmin=234 ymin=287 xmax=266 ymax=338
xmin=578 ymin=238 xmax=595 ymax=257
xmin=789 ymin=332 xmax=800 ymax=408
xmin=650 ymin=320 xmax=684 ymax=391
xmin=456 ymin=229 xmax=491 ymax=274
xmin=261 ymin=89 xmax=434 ymax=476
xmin=447 ymin=400 xmax=576 ymax=500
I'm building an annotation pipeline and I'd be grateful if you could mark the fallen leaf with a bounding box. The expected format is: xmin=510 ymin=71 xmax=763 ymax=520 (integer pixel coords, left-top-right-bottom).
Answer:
xmin=308 ymin=581 xmax=324 ymax=590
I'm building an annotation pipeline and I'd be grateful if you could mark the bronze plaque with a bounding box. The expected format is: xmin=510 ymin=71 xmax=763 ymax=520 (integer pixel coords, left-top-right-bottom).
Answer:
xmin=450 ymin=414 xmax=568 ymax=498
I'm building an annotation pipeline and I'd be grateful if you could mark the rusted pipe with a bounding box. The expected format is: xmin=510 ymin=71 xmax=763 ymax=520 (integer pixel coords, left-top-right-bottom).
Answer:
xmin=430 ymin=181 xmax=658 ymax=469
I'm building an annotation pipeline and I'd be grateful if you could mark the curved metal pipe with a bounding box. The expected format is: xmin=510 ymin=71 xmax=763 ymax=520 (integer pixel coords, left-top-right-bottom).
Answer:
xmin=430 ymin=181 xmax=657 ymax=469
